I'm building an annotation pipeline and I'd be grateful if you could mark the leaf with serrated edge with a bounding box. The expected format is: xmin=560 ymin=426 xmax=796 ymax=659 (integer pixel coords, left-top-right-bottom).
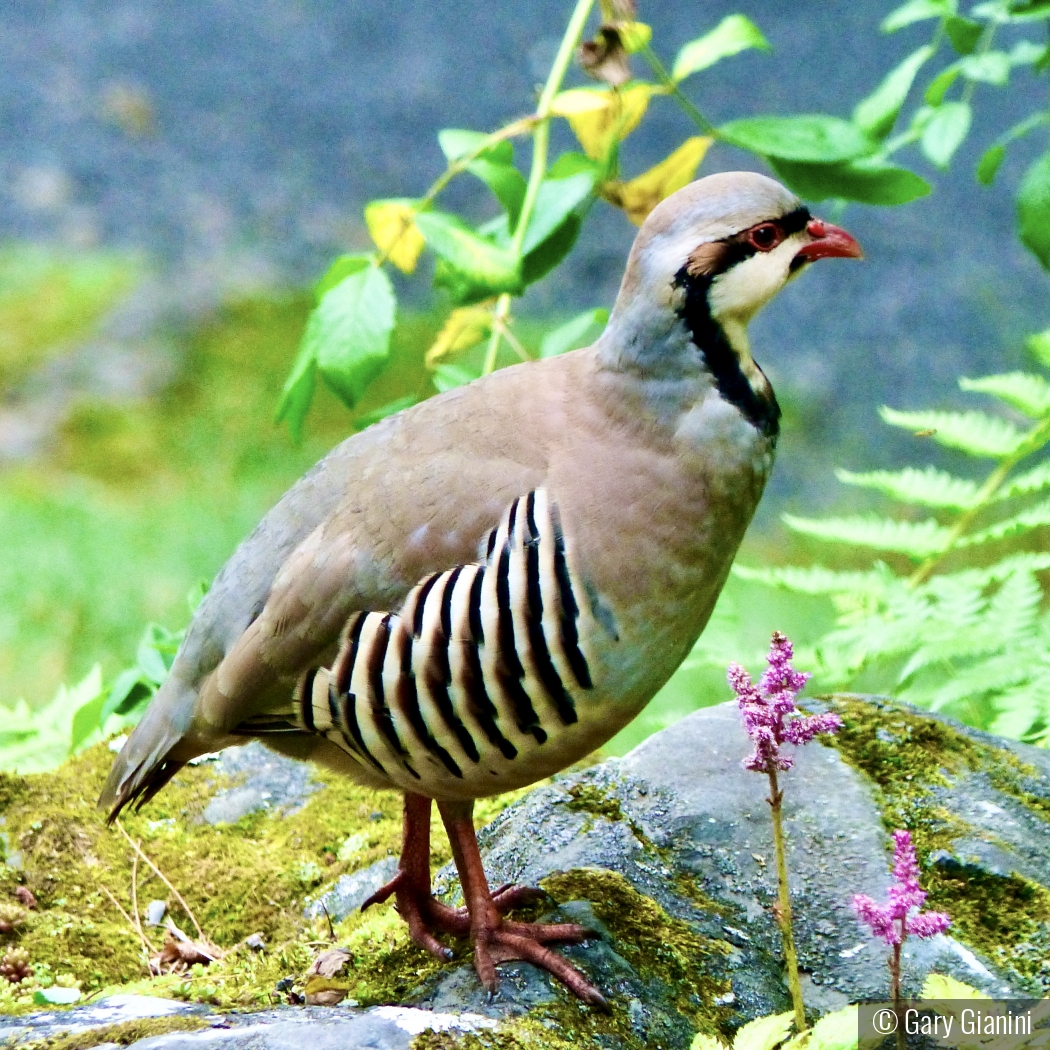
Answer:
xmin=921 ymin=101 xmax=971 ymax=169
xmin=960 ymin=371 xmax=1050 ymax=417
xmin=365 ymin=200 xmax=425 ymax=274
xmin=770 ymin=159 xmax=930 ymax=206
xmin=719 ymin=115 xmax=876 ymax=163
xmin=997 ymin=460 xmax=1050 ymax=499
xmin=836 ymin=466 xmax=979 ymax=508
xmin=854 ymin=45 xmax=935 ymax=138
xmin=312 ymin=265 xmax=396 ymax=409
xmin=522 ymin=170 xmax=597 ymax=255
xmin=882 ymin=0 xmax=953 ymax=33
xmin=691 ymin=1035 xmax=727 ymax=1050
xmin=1018 ymin=149 xmax=1050 ymax=269
xmin=672 ymin=15 xmax=770 ymax=81
xmin=921 ymin=973 xmax=989 ymax=999
xmin=732 ymin=563 xmax=891 ymax=595
xmin=425 ymin=306 xmax=492 ymax=368
xmin=879 ymin=406 xmax=1025 ymax=457
xmin=782 ymin=514 xmax=952 ymax=559
xmin=959 ymin=497 xmax=1050 ymax=546
xmin=555 ymin=84 xmax=651 ymax=160
xmin=415 ymin=211 xmax=522 ymax=294
xmin=604 ymin=137 xmax=712 ymax=224
xmin=731 ymin=1011 xmax=794 ymax=1050
xmin=782 ymin=1006 xmax=859 ymax=1050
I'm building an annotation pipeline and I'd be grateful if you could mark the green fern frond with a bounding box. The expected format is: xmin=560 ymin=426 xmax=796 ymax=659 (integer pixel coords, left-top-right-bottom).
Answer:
xmin=958 ymin=497 xmax=1050 ymax=546
xmin=939 ymin=551 xmax=1050 ymax=586
xmin=730 ymin=563 xmax=890 ymax=595
xmin=781 ymin=513 xmax=952 ymax=559
xmin=959 ymin=372 xmax=1050 ymax=418
xmin=835 ymin=465 xmax=979 ymax=508
xmin=913 ymin=651 xmax=1036 ymax=712
xmin=996 ymin=458 xmax=1050 ymax=500
xmin=879 ymin=406 xmax=1027 ymax=458
xmin=990 ymin=676 xmax=1050 ymax=742
xmin=987 ymin=568 xmax=1043 ymax=635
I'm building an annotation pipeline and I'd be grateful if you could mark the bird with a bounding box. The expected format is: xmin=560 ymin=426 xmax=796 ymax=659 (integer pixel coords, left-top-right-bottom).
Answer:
xmin=100 ymin=171 xmax=862 ymax=1008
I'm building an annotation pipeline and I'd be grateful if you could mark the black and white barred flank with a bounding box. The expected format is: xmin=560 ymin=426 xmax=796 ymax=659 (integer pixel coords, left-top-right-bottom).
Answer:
xmin=291 ymin=489 xmax=596 ymax=788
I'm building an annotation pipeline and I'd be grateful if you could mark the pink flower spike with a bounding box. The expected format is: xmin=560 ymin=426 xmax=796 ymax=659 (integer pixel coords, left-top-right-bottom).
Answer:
xmin=907 ymin=912 xmax=951 ymax=939
xmin=730 ymin=631 xmax=835 ymax=776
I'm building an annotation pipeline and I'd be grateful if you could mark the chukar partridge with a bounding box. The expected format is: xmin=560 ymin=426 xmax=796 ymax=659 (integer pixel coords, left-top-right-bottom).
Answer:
xmin=101 ymin=172 xmax=862 ymax=1007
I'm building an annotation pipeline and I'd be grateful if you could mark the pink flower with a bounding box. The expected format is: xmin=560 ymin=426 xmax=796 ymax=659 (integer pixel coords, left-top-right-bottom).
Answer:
xmin=853 ymin=830 xmax=950 ymax=946
xmin=729 ymin=631 xmax=841 ymax=776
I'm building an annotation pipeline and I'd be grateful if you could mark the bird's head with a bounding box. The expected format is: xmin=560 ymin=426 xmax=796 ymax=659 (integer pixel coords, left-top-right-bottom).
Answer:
xmin=603 ymin=171 xmax=862 ymax=380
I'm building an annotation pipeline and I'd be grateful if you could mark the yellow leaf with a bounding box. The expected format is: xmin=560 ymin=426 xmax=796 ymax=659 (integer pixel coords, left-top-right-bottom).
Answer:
xmin=920 ymin=973 xmax=989 ymax=1000
xmin=691 ymin=1035 xmax=728 ymax=1050
xmin=733 ymin=1011 xmax=795 ymax=1050
xmin=603 ymin=136 xmax=713 ymax=224
xmin=365 ymin=199 xmax=425 ymax=274
xmin=554 ymin=83 xmax=651 ymax=159
xmin=618 ymin=21 xmax=653 ymax=53
xmin=425 ymin=306 xmax=493 ymax=367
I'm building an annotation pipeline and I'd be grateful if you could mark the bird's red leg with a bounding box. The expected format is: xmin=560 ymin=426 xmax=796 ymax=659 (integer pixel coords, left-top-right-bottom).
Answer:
xmin=438 ymin=799 xmax=609 ymax=1010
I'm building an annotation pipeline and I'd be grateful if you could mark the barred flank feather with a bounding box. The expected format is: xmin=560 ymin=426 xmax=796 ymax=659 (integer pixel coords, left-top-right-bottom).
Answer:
xmin=292 ymin=489 xmax=597 ymax=794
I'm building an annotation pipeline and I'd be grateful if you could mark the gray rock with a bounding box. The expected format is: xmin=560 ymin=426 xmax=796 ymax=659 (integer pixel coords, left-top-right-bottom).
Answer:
xmin=202 ymin=741 xmax=321 ymax=825
xmin=304 ymin=857 xmax=399 ymax=923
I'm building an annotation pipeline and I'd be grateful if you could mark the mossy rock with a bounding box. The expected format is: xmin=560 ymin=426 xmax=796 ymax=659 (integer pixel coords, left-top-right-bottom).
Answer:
xmin=0 ymin=696 xmax=1047 ymax=1048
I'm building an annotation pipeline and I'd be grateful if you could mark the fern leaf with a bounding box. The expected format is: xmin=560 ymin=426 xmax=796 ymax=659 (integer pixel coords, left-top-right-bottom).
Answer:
xmin=987 ymin=568 xmax=1042 ymax=638
xmin=879 ymin=406 xmax=1026 ymax=458
xmin=835 ymin=465 xmax=978 ymax=509
xmin=782 ymin=513 xmax=952 ymax=559
xmin=958 ymin=497 xmax=1050 ymax=547
xmin=730 ymin=563 xmax=889 ymax=595
xmin=941 ymin=551 xmax=1050 ymax=586
xmin=996 ymin=459 xmax=1050 ymax=500
xmin=960 ymin=372 xmax=1050 ymax=418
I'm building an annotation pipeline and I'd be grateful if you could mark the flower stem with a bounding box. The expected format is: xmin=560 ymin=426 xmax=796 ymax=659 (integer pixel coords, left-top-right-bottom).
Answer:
xmin=768 ymin=770 xmax=806 ymax=1033
xmin=892 ymin=939 xmax=905 ymax=1050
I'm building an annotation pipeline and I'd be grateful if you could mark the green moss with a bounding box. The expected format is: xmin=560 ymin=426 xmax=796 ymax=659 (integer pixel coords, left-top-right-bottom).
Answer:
xmin=25 ymin=1013 xmax=209 ymax=1049
xmin=824 ymin=695 xmax=1050 ymax=990
xmin=565 ymin=785 xmax=625 ymax=824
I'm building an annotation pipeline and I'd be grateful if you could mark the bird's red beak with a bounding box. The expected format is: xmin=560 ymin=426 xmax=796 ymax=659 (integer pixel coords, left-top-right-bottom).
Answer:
xmin=795 ymin=218 xmax=864 ymax=262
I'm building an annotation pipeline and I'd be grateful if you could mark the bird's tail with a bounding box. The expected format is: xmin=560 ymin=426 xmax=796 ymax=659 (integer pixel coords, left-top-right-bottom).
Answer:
xmin=97 ymin=672 xmax=199 ymax=822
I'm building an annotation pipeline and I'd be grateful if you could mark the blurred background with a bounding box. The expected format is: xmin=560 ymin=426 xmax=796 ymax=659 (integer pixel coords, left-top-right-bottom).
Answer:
xmin=0 ymin=0 xmax=1047 ymax=749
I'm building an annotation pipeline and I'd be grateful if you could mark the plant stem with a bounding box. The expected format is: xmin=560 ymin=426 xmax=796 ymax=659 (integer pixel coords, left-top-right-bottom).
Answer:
xmin=892 ymin=939 xmax=906 ymax=1050
xmin=908 ymin=414 xmax=1050 ymax=587
xmin=639 ymin=43 xmax=717 ymax=135
xmin=483 ymin=0 xmax=596 ymax=372
xmin=768 ymin=770 xmax=807 ymax=1033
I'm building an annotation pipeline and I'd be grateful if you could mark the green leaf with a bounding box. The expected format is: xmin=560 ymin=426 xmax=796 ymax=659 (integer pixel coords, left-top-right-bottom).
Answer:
xmin=1027 ymin=327 xmax=1050 ymax=368
xmin=782 ymin=513 xmax=953 ymax=559
xmin=416 ymin=211 xmax=523 ymax=295
xmin=732 ymin=1011 xmax=794 ymax=1050
xmin=540 ymin=308 xmax=609 ymax=358
xmin=521 ymin=169 xmax=598 ymax=256
xmin=997 ymin=460 xmax=1050 ymax=499
xmin=977 ymin=144 xmax=1005 ymax=185
xmin=354 ymin=395 xmax=417 ymax=430
xmin=732 ymin=563 xmax=890 ymax=596
xmin=836 ymin=465 xmax=979 ymax=508
xmin=313 ymin=254 xmax=370 ymax=304
xmin=463 ymin=159 xmax=527 ymax=225
xmin=1017 ymin=149 xmax=1050 ymax=269
xmin=437 ymin=129 xmax=513 ymax=165
xmin=854 ymin=46 xmax=935 ymax=139
xmin=925 ymin=65 xmax=962 ymax=106
xmin=879 ymin=405 xmax=1025 ymax=457
xmin=70 ymin=688 xmax=106 ymax=753
xmin=305 ymin=265 xmax=396 ymax=410
xmin=1009 ymin=40 xmax=1048 ymax=64
xmin=921 ymin=101 xmax=971 ymax=168
xmin=274 ymin=341 xmax=317 ymax=444
xmin=718 ymin=116 xmax=877 ymax=163
xmin=782 ymin=1006 xmax=859 ymax=1050
xmin=432 ymin=362 xmax=480 ymax=392
xmin=945 ymin=15 xmax=983 ymax=54
xmin=672 ymin=15 xmax=771 ymax=81
xmin=187 ymin=578 xmax=209 ymax=614
xmin=770 ymin=158 xmax=930 ymax=205
xmin=959 ymin=497 xmax=1050 ymax=546
xmin=33 ymin=987 xmax=82 ymax=1006
xmin=960 ymin=371 xmax=1050 ymax=417
xmin=136 ymin=637 xmax=168 ymax=685
xmin=960 ymin=51 xmax=1010 ymax=84
xmin=973 ymin=0 xmax=1050 ymax=20
xmin=522 ymin=214 xmax=583 ymax=286
xmin=883 ymin=0 xmax=954 ymax=32
xmin=101 ymin=668 xmax=152 ymax=723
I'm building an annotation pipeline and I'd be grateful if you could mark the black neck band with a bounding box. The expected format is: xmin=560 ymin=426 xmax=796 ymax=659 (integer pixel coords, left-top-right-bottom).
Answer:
xmin=672 ymin=264 xmax=781 ymax=441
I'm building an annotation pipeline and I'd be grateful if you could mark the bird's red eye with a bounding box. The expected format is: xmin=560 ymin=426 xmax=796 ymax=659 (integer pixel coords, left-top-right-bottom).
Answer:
xmin=748 ymin=223 xmax=781 ymax=252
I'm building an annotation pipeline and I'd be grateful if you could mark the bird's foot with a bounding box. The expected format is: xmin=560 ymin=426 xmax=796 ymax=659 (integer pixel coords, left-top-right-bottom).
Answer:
xmin=473 ymin=916 xmax=609 ymax=1011
xmin=361 ymin=871 xmax=550 ymax=959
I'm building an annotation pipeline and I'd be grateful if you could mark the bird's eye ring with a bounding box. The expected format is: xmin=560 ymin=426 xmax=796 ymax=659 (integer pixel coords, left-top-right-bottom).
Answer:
xmin=748 ymin=223 xmax=781 ymax=252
